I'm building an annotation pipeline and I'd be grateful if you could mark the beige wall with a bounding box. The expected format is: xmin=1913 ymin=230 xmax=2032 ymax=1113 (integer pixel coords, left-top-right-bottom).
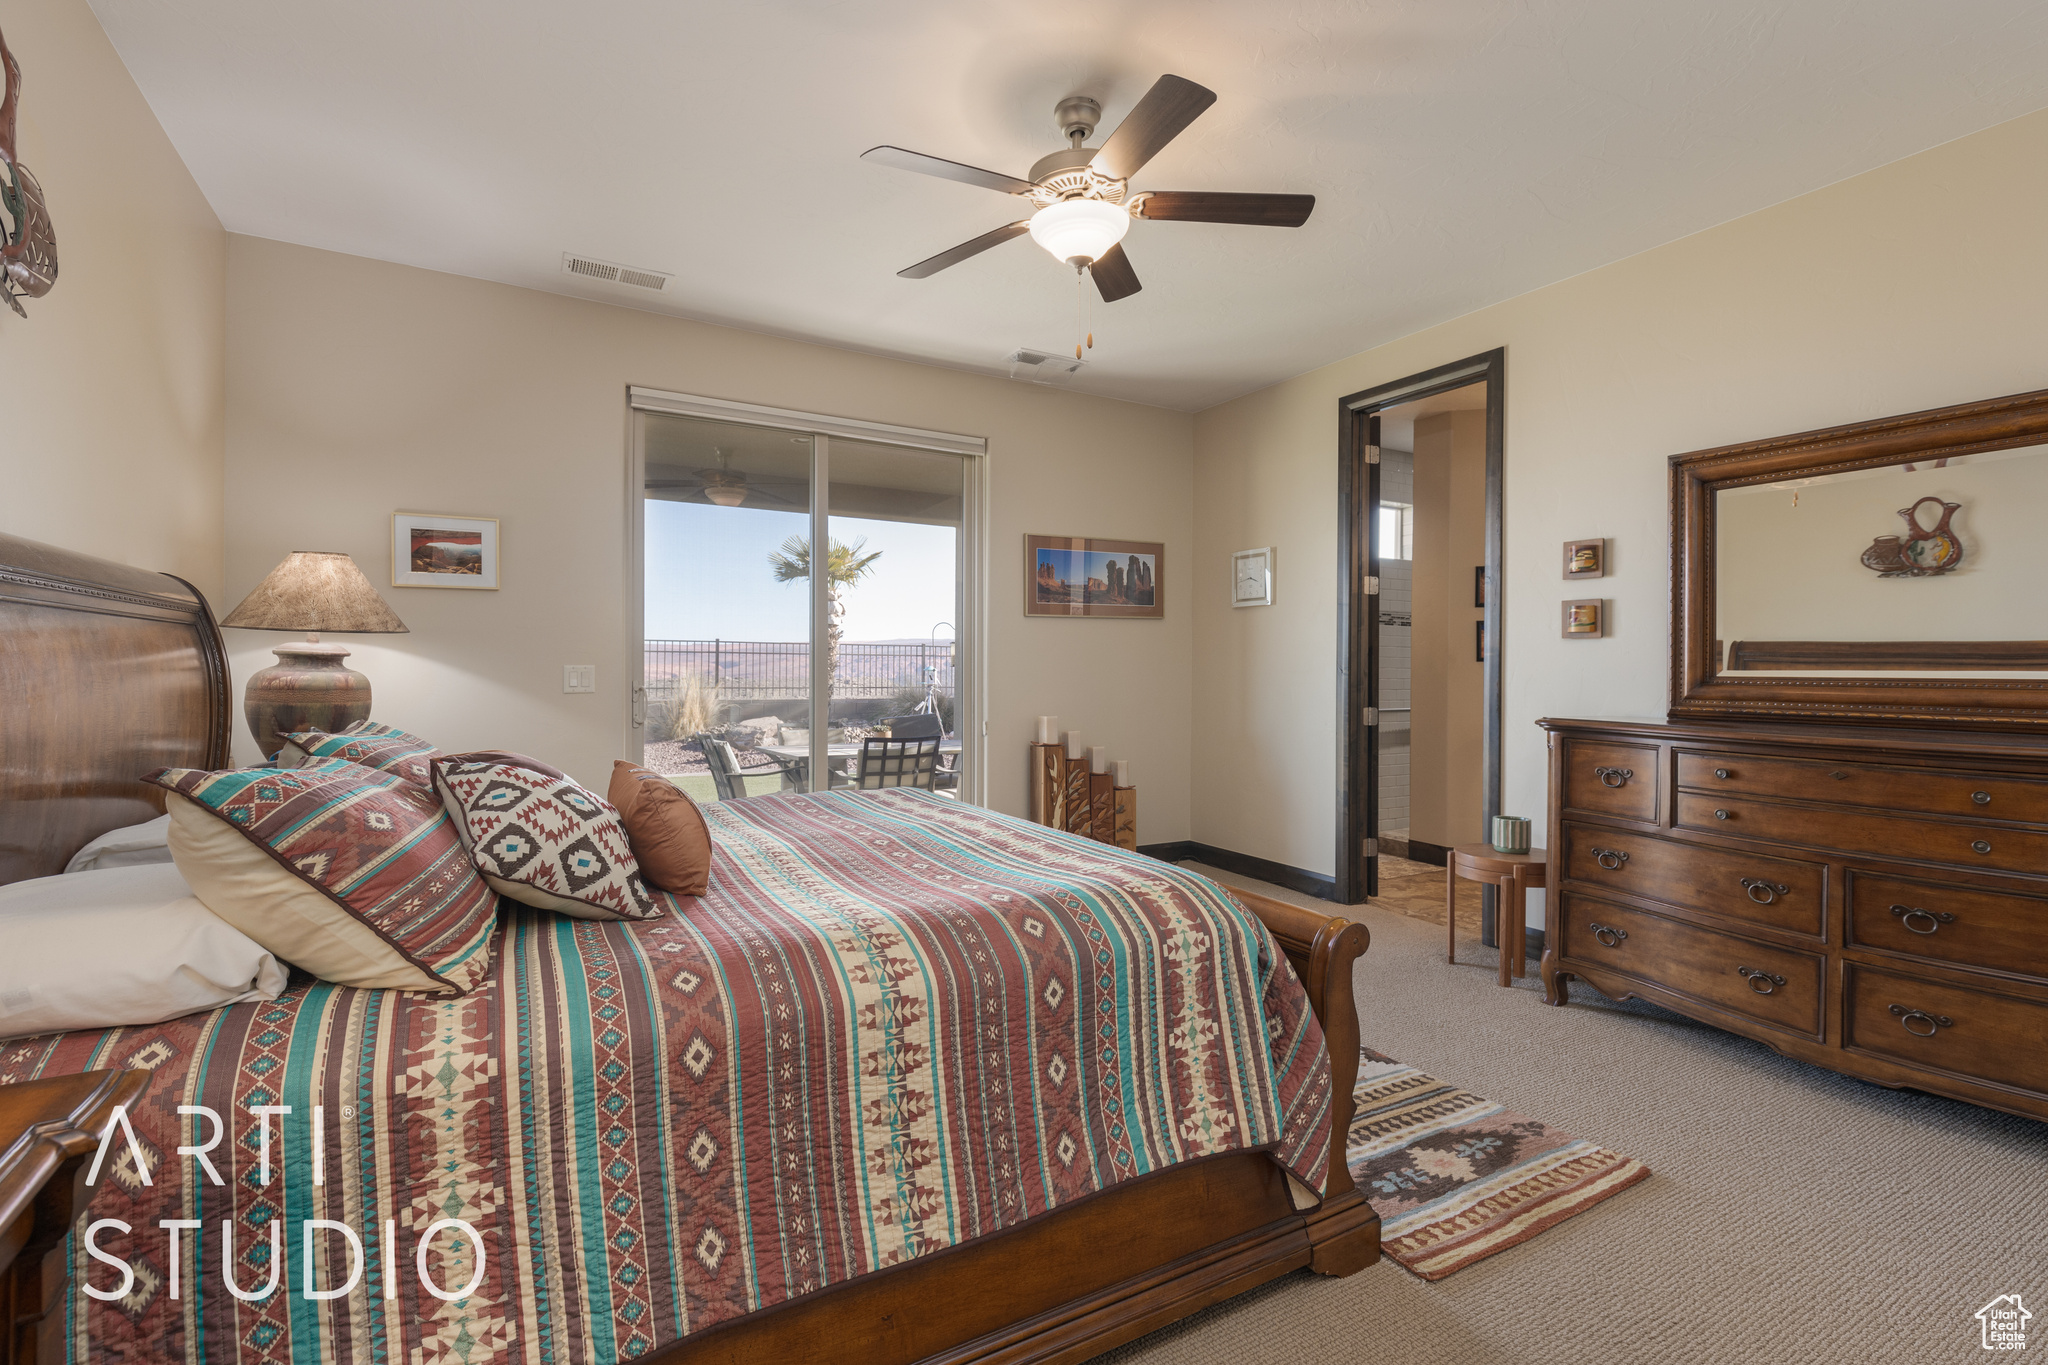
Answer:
xmin=224 ymin=236 xmax=1195 ymax=834
xmin=0 ymin=0 xmax=223 ymax=595
xmin=1408 ymin=410 xmax=1487 ymax=850
xmin=1191 ymin=106 xmax=2048 ymax=918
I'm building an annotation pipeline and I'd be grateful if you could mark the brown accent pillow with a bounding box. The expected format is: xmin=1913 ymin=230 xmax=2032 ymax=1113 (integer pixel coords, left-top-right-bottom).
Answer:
xmin=607 ymin=761 xmax=711 ymax=896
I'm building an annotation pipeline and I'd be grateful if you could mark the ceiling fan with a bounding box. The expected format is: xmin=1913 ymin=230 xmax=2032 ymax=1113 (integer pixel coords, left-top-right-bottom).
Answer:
xmin=862 ymin=75 xmax=1312 ymax=303
xmin=644 ymin=449 xmax=803 ymax=508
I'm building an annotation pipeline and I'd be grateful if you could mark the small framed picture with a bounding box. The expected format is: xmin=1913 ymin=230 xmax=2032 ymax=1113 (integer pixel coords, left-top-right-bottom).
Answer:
xmin=1474 ymin=565 xmax=1486 ymax=608
xmin=1476 ymin=619 xmax=1486 ymax=662
xmin=1231 ymin=547 xmax=1274 ymax=608
xmin=1563 ymin=598 xmax=1605 ymax=638
xmin=393 ymin=512 xmax=500 ymax=589
xmin=1564 ymin=538 xmax=1605 ymax=579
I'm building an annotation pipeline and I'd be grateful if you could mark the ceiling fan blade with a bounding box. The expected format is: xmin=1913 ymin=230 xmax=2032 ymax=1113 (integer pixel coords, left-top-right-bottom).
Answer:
xmin=1090 ymin=243 xmax=1141 ymax=302
xmin=1092 ymin=75 xmax=1217 ymax=182
xmin=1133 ymin=191 xmax=1315 ymax=227
xmin=898 ymin=221 xmax=1032 ymax=279
xmin=861 ymin=145 xmax=1035 ymax=196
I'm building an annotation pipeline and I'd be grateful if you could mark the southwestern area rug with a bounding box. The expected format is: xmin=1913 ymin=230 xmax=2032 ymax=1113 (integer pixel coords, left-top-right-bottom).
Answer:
xmin=1346 ymin=1047 xmax=1650 ymax=1279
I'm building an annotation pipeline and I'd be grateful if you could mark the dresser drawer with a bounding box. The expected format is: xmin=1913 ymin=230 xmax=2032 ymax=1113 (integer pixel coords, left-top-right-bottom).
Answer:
xmin=1561 ymin=825 xmax=1824 ymax=937
xmin=1845 ymin=964 xmax=2048 ymax=1098
xmin=1673 ymin=792 xmax=2048 ymax=876
xmin=1558 ymin=893 xmax=1823 ymax=1037
xmin=1676 ymin=750 xmax=2048 ymax=823
xmin=1562 ymin=739 xmax=1658 ymax=822
xmin=1846 ymin=870 xmax=2048 ymax=982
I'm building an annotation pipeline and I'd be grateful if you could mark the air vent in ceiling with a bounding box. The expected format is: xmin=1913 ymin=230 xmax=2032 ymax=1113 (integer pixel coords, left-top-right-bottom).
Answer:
xmin=1007 ymin=348 xmax=1087 ymax=384
xmin=562 ymin=253 xmax=671 ymax=291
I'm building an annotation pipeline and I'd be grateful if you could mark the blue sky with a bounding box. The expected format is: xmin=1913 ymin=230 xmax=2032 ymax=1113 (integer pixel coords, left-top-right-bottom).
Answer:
xmin=645 ymin=500 xmax=957 ymax=642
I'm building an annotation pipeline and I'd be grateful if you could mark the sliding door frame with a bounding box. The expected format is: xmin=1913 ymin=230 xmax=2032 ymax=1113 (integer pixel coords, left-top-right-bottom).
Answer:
xmin=625 ymin=386 xmax=990 ymax=805
xmin=1334 ymin=349 xmax=1505 ymax=913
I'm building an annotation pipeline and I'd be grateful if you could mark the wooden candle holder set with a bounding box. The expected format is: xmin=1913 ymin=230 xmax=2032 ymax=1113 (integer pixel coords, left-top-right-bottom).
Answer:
xmin=1028 ymin=742 xmax=1136 ymax=849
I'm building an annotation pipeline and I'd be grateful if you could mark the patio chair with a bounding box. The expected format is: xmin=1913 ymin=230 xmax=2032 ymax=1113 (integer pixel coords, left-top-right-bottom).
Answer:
xmin=695 ymin=732 xmax=800 ymax=801
xmin=853 ymin=735 xmax=940 ymax=790
xmin=878 ymin=713 xmax=956 ymax=789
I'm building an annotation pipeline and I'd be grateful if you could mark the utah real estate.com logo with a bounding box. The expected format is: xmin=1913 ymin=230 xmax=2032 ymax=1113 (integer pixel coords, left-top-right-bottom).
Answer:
xmin=1978 ymin=1295 xmax=2031 ymax=1352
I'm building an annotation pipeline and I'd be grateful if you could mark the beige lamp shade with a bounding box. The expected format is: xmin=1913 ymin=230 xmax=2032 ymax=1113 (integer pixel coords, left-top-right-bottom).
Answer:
xmin=221 ymin=552 xmax=408 ymax=635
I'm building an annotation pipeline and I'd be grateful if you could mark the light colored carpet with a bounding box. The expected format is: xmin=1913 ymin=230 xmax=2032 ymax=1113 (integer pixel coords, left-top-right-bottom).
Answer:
xmin=1093 ymin=863 xmax=2048 ymax=1365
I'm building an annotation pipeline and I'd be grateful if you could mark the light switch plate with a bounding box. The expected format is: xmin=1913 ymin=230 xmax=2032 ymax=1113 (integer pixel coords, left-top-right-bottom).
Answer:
xmin=563 ymin=664 xmax=596 ymax=694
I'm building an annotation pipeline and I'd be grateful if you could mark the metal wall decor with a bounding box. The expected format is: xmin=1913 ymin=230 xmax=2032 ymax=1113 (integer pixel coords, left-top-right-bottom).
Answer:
xmin=0 ymin=25 xmax=56 ymax=318
xmin=1860 ymin=496 xmax=1964 ymax=577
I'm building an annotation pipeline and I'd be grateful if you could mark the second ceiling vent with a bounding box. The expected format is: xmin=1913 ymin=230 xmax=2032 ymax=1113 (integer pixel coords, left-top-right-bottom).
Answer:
xmin=562 ymin=253 xmax=671 ymax=292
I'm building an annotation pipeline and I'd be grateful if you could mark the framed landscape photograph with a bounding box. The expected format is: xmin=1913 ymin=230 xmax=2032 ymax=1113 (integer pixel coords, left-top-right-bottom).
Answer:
xmin=1025 ymin=534 xmax=1164 ymax=619
xmin=393 ymin=511 xmax=500 ymax=589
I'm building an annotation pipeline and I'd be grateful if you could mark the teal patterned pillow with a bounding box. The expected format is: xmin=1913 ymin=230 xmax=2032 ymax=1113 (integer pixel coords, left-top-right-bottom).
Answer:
xmin=279 ymin=721 xmax=439 ymax=787
xmin=146 ymin=758 xmax=498 ymax=995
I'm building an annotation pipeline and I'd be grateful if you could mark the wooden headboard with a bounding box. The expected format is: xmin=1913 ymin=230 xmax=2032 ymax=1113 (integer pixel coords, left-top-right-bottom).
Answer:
xmin=0 ymin=531 xmax=231 ymax=885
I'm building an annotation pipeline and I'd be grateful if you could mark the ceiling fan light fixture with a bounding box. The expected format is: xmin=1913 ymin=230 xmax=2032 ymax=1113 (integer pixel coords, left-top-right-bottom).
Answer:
xmin=704 ymin=484 xmax=747 ymax=507
xmin=1028 ymin=198 xmax=1129 ymax=265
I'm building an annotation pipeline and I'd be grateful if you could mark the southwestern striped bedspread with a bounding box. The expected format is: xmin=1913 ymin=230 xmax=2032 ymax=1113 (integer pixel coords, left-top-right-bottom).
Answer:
xmin=2 ymin=788 xmax=1332 ymax=1363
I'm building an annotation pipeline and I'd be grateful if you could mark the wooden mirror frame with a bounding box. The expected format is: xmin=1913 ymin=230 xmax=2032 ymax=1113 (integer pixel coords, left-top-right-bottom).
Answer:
xmin=1670 ymin=386 xmax=2048 ymax=731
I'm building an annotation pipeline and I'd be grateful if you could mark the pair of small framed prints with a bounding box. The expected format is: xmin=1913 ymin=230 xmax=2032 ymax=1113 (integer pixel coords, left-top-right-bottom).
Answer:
xmin=1562 ymin=537 xmax=1604 ymax=638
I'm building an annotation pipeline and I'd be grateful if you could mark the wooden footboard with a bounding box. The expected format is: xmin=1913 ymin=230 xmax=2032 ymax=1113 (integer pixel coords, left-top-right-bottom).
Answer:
xmin=1222 ymin=886 xmax=1379 ymax=1276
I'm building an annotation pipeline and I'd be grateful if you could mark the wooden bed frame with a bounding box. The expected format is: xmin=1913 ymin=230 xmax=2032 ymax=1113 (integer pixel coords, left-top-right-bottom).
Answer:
xmin=0 ymin=530 xmax=1377 ymax=1365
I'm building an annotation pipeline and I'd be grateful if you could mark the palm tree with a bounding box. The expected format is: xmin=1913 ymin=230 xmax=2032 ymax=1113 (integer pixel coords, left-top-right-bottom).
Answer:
xmin=768 ymin=534 xmax=883 ymax=701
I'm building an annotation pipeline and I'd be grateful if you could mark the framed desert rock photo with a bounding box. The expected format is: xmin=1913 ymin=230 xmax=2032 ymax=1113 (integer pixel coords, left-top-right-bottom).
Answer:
xmin=393 ymin=511 xmax=500 ymax=589
xmin=1025 ymin=534 xmax=1163 ymax=619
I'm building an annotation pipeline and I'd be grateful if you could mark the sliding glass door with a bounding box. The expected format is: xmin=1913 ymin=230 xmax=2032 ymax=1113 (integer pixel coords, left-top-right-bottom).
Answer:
xmin=633 ymin=402 xmax=977 ymax=807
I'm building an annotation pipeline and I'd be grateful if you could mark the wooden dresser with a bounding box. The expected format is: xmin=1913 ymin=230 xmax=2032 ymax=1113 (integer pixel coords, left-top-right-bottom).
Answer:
xmin=1539 ymin=717 xmax=2048 ymax=1122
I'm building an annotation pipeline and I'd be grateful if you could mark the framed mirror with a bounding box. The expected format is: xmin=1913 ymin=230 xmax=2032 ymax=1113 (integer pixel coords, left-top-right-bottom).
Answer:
xmin=1670 ymin=387 xmax=2048 ymax=730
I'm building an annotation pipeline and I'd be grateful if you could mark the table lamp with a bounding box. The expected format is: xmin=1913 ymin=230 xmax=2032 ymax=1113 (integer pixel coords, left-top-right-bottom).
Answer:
xmin=220 ymin=551 xmax=409 ymax=760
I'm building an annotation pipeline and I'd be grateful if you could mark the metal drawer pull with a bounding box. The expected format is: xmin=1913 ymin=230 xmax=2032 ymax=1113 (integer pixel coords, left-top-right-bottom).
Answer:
xmin=1714 ymin=809 xmax=1731 ymax=820
xmin=1594 ymin=766 xmax=1634 ymax=788
xmin=1736 ymin=966 xmax=1785 ymax=995
xmin=1592 ymin=847 xmax=1630 ymax=871
xmin=1972 ymin=840 xmax=1992 ymax=855
xmin=1888 ymin=1004 xmax=1953 ymax=1038
xmin=1740 ymin=877 xmax=1790 ymax=905
xmin=1831 ymin=770 xmax=1849 ymax=780
xmin=1889 ymin=904 xmax=1956 ymax=935
xmin=1714 ymin=767 xmax=1730 ymax=779
xmin=1589 ymin=922 xmax=1628 ymax=948
xmin=1972 ymin=791 xmax=1991 ymax=805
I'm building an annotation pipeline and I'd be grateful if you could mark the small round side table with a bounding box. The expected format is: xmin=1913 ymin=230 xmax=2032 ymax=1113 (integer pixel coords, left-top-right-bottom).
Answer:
xmin=1448 ymin=844 xmax=1547 ymax=986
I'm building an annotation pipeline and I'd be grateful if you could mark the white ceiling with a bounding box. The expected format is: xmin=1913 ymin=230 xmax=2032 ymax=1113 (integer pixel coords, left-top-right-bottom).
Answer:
xmin=88 ymin=0 xmax=2048 ymax=412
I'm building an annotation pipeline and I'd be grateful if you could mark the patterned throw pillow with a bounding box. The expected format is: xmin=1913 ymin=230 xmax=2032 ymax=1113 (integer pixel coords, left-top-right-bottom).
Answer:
xmin=430 ymin=758 xmax=661 ymax=921
xmin=279 ymin=721 xmax=439 ymax=787
xmin=146 ymin=759 xmax=499 ymax=995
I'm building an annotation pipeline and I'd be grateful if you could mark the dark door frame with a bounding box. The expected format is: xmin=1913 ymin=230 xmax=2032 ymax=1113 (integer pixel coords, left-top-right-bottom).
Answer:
xmin=1335 ymin=348 xmax=1506 ymax=908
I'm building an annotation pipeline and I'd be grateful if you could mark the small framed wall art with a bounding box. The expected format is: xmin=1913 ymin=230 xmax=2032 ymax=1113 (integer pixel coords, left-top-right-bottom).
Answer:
xmin=1563 ymin=538 xmax=1605 ymax=579
xmin=393 ymin=512 xmax=500 ymax=589
xmin=1025 ymin=534 xmax=1163 ymax=619
xmin=1231 ymin=547 xmax=1274 ymax=608
xmin=1562 ymin=598 xmax=1605 ymax=638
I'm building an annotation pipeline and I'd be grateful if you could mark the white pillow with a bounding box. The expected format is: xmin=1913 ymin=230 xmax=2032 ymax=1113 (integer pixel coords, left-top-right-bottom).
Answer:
xmin=0 ymin=863 xmax=287 ymax=1040
xmin=63 ymin=814 xmax=175 ymax=873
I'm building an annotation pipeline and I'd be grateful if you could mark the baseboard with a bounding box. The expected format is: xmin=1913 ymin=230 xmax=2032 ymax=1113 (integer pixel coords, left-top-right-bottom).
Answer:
xmin=1139 ymin=842 xmax=1341 ymax=903
xmin=1376 ymin=836 xmax=1410 ymax=861
xmin=1403 ymin=839 xmax=1451 ymax=867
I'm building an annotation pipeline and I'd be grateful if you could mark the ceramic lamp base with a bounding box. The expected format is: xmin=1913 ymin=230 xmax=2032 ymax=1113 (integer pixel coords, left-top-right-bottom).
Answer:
xmin=244 ymin=640 xmax=371 ymax=761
